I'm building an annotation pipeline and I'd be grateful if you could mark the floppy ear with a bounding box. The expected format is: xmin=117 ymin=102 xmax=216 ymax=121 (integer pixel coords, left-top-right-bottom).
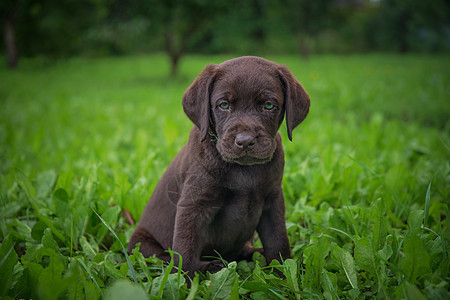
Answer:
xmin=182 ymin=64 xmax=217 ymax=142
xmin=278 ymin=66 xmax=310 ymax=141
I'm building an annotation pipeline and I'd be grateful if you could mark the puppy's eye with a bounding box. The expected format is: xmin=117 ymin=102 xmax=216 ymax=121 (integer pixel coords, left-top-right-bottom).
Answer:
xmin=264 ymin=102 xmax=275 ymax=110
xmin=219 ymin=102 xmax=230 ymax=110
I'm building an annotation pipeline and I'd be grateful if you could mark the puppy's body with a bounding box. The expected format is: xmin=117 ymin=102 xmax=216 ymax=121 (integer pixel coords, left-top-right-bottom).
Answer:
xmin=129 ymin=56 xmax=310 ymax=275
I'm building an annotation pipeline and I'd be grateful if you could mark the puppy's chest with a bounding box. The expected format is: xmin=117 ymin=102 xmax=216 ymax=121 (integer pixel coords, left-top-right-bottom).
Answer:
xmin=211 ymin=167 xmax=271 ymax=226
xmin=224 ymin=166 xmax=270 ymax=192
xmin=211 ymin=188 xmax=265 ymax=235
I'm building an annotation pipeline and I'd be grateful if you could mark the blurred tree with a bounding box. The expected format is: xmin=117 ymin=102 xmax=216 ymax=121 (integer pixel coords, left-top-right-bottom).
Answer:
xmin=0 ymin=0 xmax=30 ymax=68
xmin=2 ymin=0 xmax=449 ymax=69
xmin=30 ymin=0 xmax=107 ymax=56
xmin=376 ymin=0 xmax=450 ymax=52
xmin=198 ymin=0 xmax=271 ymax=54
xmin=1 ymin=0 xmax=107 ymax=68
xmin=2 ymin=3 xmax=18 ymax=68
xmin=113 ymin=0 xmax=227 ymax=77
xmin=159 ymin=0 xmax=227 ymax=76
xmin=273 ymin=0 xmax=335 ymax=58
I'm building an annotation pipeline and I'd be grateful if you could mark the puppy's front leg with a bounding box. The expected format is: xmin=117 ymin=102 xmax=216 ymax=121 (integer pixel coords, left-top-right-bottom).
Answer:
xmin=172 ymin=202 xmax=222 ymax=276
xmin=257 ymin=189 xmax=291 ymax=264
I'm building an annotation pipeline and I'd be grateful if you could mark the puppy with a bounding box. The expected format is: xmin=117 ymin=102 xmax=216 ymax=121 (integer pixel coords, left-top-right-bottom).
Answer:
xmin=128 ymin=56 xmax=310 ymax=276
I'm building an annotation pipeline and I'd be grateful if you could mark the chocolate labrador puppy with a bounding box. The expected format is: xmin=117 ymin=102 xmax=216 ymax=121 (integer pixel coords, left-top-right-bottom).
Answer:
xmin=128 ymin=56 xmax=310 ymax=276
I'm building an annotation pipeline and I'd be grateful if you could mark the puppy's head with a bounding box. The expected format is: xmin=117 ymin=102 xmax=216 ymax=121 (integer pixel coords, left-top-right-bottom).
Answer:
xmin=182 ymin=56 xmax=310 ymax=165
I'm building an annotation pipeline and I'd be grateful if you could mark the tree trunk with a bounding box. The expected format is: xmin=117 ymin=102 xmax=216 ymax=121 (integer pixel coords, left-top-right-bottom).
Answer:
xmin=165 ymin=29 xmax=183 ymax=77
xmin=4 ymin=16 xmax=18 ymax=69
xmin=298 ymin=33 xmax=310 ymax=60
xmin=169 ymin=53 xmax=180 ymax=78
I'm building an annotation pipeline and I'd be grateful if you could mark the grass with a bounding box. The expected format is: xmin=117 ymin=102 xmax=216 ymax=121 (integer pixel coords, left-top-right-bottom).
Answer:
xmin=0 ymin=53 xmax=449 ymax=299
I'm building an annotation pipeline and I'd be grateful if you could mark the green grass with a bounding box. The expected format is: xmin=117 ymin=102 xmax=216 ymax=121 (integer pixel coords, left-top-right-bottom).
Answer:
xmin=1 ymin=53 xmax=449 ymax=299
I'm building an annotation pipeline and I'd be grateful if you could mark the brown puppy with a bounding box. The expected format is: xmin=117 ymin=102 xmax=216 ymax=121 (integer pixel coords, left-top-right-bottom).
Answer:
xmin=128 ymin=56 xmax=310 ymax=276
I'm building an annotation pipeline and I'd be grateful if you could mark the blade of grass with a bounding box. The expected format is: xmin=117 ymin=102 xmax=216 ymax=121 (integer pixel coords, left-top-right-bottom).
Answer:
xmin=168 ymin=249 xmax=184 ymax=294
xmin=157 ymin=252 xmax=175 ymax=298
xmin=345 ymin=205 xmax=359 ymax=236
xmin=269 ymin=288 xmax=288 ymax=299
xmin=90 ymin=203 xmax=138 ymax=285
xmin=345 ymin=154 xmax=378 ymax=176
xmin=76 ymin=257 xmax=104 ymax=298
xmin=424 ymin=171 xmax=438 ymax=228
xmin=439 ymin=136 xmax=449 ymax=152
xmin=422 ymin=226 xmax=448 ymax=258
xmin=393 ymin=237 xmax=405 ymax=265
xmin=439 ymin=226 xmax=448 ymax=258
xmin=326 ymin=226 xmax=355 ymax=243
xmin=0 ymin=245 xmax=14 ymax=268
xmin=186 ymin=274 xmax=200 ymax=300
xmin=70 ymin=216 xmax=74 ymax=258
xmin=422 ymin=227 xmax=439 ymax=237
xmin=131 ymin=247 xmax=152 ymax=282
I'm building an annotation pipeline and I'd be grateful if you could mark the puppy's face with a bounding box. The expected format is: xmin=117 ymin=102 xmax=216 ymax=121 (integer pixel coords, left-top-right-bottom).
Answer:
xmin=210 ymin=65 xmax=284 ymax=165
xmin=182 ymin=56 xmax=310 ymax=165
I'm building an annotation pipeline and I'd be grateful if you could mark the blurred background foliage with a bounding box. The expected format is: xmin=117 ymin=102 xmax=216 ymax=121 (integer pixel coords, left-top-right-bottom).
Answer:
xmin=1 ymin=0 xmax=450 ymax=74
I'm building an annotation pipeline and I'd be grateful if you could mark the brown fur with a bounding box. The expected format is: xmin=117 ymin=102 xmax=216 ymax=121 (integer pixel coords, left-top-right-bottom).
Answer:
xmin=128 ymin=56 xmax=310 ymax=275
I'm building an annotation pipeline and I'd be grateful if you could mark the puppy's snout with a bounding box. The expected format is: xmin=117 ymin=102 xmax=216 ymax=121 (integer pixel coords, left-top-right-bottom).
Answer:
xmin=235 ymin=133 xmax=256 ymax=150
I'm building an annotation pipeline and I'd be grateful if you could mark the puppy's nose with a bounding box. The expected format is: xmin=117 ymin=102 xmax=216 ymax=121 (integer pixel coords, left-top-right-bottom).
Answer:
xmin=235 ymin=133 xmax=256 ymax=150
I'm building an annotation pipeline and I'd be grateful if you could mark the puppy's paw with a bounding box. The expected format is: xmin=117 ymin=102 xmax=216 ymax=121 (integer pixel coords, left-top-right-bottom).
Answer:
xmin=200 ymin=260 xmax=225 ymax=274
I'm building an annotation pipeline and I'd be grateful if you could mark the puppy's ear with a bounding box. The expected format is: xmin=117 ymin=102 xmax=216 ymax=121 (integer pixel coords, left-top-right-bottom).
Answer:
xmin=278 ymin=66 xmax=310 ymax=141
xmin=182 ymin=64 xmax=217 ymax=142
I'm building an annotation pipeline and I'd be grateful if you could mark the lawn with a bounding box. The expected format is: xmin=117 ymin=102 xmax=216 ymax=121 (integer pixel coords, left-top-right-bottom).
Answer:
xmin=0 ymin=53 xmax=449 ymax=299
